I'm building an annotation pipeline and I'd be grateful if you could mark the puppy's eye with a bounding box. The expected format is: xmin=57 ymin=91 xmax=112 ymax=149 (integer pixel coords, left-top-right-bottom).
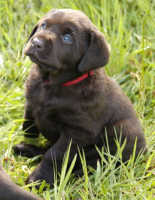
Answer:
xmin=40 ymin=23 xmax=47 ymax=30
xmin=63 ymin=34 xmax=73 ymax=44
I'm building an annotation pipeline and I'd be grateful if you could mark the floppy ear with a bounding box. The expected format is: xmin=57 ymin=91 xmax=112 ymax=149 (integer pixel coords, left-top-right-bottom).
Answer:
xmin=78 ymin=30 xmax=110 ymax=72
xmin=27 ymin=25 xmax=38 ymax=42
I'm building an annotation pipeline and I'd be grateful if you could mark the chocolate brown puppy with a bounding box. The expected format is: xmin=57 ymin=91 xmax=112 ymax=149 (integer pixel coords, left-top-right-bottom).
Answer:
xmin=0 ymin=165 xmax=42 ymax=200
xmin=14 ymin=9 xmax=146 ymax=187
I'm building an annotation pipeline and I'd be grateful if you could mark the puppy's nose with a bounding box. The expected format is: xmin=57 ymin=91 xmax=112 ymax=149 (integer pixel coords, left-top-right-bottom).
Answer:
xmin=31 ymin=37 xmax=44 ymax=50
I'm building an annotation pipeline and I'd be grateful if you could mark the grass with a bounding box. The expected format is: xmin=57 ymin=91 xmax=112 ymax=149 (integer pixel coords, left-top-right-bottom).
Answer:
xmin=0 ymin=0 xmax=155 ymax=199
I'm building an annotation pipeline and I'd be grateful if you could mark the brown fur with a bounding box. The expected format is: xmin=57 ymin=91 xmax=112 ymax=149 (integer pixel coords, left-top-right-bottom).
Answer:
xmin=13 ymin=9 xmax=146 ymax=187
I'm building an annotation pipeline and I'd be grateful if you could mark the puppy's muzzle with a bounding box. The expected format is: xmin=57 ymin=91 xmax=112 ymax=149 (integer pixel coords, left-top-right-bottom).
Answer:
xmin=25 ymin=37 xmax=45 ymax=57
xmin=31 ymin=37 xmax=44 ymax=51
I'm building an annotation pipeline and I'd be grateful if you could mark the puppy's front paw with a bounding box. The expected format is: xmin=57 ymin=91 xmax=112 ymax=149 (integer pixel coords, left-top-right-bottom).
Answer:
xmin=13 ymin=142 xmax=45 ymax=157
xmin=26 ymin=161 xmax=54 ymax=188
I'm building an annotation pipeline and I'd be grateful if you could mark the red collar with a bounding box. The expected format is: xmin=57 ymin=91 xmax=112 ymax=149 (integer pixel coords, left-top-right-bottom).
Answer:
xmin=62 ymin=71 xmax=94 ymax=86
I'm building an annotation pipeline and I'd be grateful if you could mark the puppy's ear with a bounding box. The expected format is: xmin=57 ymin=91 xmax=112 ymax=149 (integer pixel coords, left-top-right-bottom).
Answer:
xmin=27 ymin=25 xmax=38 ymax=42
xmin=78 ymin=30 xmax=110 ymax=72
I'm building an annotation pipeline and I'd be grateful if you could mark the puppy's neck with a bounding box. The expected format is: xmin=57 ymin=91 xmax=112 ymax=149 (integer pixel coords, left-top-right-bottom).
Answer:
xmin=39 ymin=65 xmax=95 ymax=88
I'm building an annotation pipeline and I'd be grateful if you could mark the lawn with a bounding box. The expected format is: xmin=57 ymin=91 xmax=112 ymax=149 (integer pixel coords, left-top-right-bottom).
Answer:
xmin=0 ymin=0 xmax=154 ymax=199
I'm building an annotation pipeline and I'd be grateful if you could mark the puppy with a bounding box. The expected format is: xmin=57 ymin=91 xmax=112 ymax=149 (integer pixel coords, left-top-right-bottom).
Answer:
xmin=14 ymin=9 xmax=146 ymax=187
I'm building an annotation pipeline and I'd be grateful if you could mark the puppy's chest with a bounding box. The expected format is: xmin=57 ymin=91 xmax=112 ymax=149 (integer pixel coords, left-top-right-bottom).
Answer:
xmin=32 ymin=87 xmax=81 ymax=125
xmin=31 ymin=86 xmax=104 ymax=138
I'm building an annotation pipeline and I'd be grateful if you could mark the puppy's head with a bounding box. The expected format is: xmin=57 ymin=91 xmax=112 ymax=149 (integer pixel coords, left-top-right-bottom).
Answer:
xmin=24 ymin=9 xmax=110 ymax=76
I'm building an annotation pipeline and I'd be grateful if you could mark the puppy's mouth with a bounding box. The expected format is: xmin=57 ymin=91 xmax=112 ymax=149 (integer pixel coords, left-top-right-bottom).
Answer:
xmin=28 ymin=55 xmax=59 ymax=86
xmin=29 ymin=55 xmax=58 ymax=73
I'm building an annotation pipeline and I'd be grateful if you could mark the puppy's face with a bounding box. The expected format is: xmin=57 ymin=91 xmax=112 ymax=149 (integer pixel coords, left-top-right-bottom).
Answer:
xmin=24 ymin=9 xmax=110 ymax=76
